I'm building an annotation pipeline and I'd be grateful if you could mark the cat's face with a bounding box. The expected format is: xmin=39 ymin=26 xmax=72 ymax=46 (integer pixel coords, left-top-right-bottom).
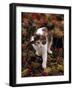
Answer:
xmin=30 ymin=27 xmax=48 ymax=47
xmin=34 ymin=35 xmax=47 ymax=47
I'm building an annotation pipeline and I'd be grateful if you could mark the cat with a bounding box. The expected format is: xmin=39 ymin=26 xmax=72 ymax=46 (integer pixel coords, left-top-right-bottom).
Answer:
xmin=30 ymin=27 xmax=53 ymax=69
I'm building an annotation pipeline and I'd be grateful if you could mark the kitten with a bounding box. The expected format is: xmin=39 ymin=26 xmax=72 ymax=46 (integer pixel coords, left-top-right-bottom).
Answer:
xmin=30 ymin=27 xmax=53 ymax=69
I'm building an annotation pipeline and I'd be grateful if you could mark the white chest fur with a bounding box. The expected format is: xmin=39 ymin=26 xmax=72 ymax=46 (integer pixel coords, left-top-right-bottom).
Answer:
xmin=32 ymin=42 xmax=48 ymax=56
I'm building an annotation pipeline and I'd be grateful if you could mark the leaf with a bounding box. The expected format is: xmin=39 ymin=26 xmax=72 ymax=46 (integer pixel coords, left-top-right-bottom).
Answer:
xmin=44 ymin=67 xmax=52 ymax=73
xmin=57 ymin=64 xmax=64 ymax=72
xmin=22 ymin=68 xmax=29 ymax=77
xmin=31 ymin=62 xmax=40 ymax=69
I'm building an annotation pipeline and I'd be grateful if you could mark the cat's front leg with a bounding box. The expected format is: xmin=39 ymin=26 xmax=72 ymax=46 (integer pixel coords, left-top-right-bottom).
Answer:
xmin=42 ymin=46 xmax=47 ymax=69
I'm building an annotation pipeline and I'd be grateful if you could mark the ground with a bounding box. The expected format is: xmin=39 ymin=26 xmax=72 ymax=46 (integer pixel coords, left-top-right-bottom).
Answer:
xmin=21 ymin=45 xmax=64 ymax=77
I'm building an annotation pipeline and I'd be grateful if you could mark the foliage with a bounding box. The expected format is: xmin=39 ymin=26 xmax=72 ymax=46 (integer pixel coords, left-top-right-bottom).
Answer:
xmin=21 ymin=13 xmax=64 ymax=77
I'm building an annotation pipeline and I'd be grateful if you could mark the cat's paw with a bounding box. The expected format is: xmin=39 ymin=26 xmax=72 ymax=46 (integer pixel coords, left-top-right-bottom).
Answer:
xmin=48 ymin=50 xmax=52 ymax=54
xmin=42 ymin=63 xmax=47 ymax=69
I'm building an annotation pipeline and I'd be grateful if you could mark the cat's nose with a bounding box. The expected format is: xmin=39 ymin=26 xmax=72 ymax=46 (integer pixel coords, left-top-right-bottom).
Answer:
xmin=42 ymin=41 xmax=46 ymax=45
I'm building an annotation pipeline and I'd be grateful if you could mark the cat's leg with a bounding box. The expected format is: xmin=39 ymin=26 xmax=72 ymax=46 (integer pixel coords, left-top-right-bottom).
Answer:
xmin=42 ymin=45 xmax=47 ymax=69
xmin=48 ymin=45 xmax=52 ymax=54
xmin=30 ymin=36 xmax=40 ymax=56
xmin=32 ymin=44 xmax=40 ymax=56
xmin=48 ymin=37 xmax=53 ymax=54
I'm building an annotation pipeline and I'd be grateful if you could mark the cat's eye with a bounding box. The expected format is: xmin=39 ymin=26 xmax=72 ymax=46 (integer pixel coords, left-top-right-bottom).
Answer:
xmin=36 ymin=41 xmax=40 ymax=44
